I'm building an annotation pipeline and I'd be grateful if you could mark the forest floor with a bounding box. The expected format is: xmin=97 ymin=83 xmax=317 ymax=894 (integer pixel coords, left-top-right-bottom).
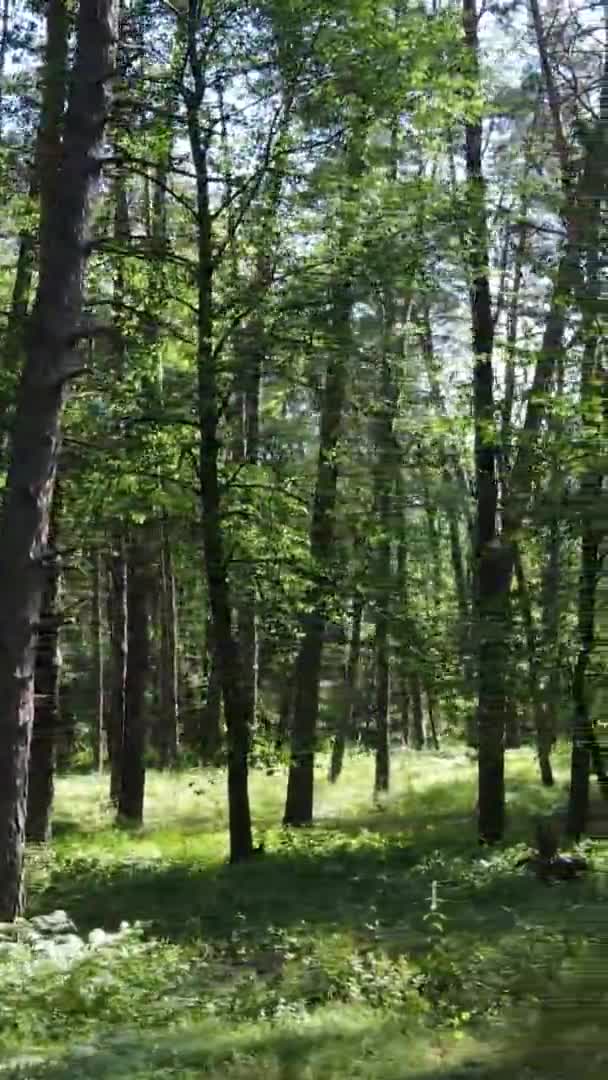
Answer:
xmin=2 ymin=746 xmax=607 ymax=1078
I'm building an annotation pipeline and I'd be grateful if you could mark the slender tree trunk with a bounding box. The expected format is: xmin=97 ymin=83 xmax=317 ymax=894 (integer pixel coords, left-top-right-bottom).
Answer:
xmin=117 ymin=533 xmax=150 ymax=825
xmin=329 ymin=594 xmax=363 ymax=782
xmin=26 ymin=488 xmax=62 ymax=843
xmin=513 ymin=544 xmax=553 ymax=783
xmin=463 ymin=0 xmax=503 ymax=843
xmin=567 ymin=516 xmax=602 ymax=839
xmin=0 ymin=0 xmax=114 ymax=920
xmin=284 ymin=282 xmax=352 ymax=826
xmin=91 ymin=548 xmax=104 ymax=772
xmin=186 ymin=74 xmax=253 ymax=861
xmin=158 ymin=521 xmax=179 ymax=767
xmin=374 ymin=609 xmax=390 ymax=793
xmin=409 ymin=673 xmax=425 ymax=749
xmin=201 ymin=627 xmax=223 ymax=764
xmin=426 ymin=688 xmax=440 ymax=751
xmin=398 ymin=676 xmax=410 ymax=745
xmin=107 ymin=537 xmax=127 ymax=804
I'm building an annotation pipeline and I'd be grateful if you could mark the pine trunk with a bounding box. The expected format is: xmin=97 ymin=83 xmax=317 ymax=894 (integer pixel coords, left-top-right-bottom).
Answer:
xmin=0 ymin=0 xmax=114 ymax=920
xmin=117 ymin=533 xmax=150 ymax=825
xmin=26 ymin=490 xmax=62 ymax=843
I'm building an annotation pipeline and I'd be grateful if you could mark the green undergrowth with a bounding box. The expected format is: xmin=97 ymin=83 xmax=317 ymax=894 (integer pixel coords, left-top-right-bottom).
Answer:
xmin=1 ymin=746 xmax=606 ymax=1078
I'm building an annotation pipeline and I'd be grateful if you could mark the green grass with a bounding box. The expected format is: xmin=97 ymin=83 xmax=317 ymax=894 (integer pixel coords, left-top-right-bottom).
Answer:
xmin=1 ymin=746 xmax=606 ymax=1078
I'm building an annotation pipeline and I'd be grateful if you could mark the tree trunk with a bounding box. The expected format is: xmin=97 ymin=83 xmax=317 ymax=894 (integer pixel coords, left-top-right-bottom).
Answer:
xmin=0 ymin=0 xmax=114 ymax=921
xmin=426 ymin=688 xmax=440 ymax=751
xmin=107 ymin=539 xmax=127 ymax=803
xmin=567 ymin=520 xmax=601 ymax=839
xmin=463 ymin=0 xmax=503 ymax=844
xmin=186 ymin=77 xmax=253 ymax=861
xmin=329 ymin=594 xmax=363 ymax=782
xmin=91 ymin=548 xmax=104 ymax=772
xmin=26 ymin=488 xmax=62 ymax=843
xmin=158 ymin=521 xmax=179 ymax=768
xmin=117 ymin=533 xmax=150 ymax=825
xmin=409 ymin=672 xmax=425 ymax=749
xmin=513 ymin=543 xmax=553 ymax=784
xmin=284 ymin=282 xmax=352 ymax=826
xmin=374 ymin=610 xmax=390 ymax=793
xmin=201 ymin=626 xmax=223 ymax=765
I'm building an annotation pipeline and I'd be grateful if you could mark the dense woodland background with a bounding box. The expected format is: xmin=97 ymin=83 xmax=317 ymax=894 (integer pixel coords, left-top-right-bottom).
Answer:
xmin=0 ymin=0 xmax=607 ymax=971
xmin=1 ymin=0 xmax=608 ymax=1075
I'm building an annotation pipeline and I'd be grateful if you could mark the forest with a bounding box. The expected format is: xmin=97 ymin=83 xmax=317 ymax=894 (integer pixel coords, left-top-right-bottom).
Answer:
xmin=0 ymin=0 xmax=607 ymax=1076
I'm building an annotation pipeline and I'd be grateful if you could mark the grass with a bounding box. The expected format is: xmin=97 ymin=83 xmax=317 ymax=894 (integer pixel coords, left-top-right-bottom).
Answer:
xmin=1 ymin=745 xmax=606 ymax=1078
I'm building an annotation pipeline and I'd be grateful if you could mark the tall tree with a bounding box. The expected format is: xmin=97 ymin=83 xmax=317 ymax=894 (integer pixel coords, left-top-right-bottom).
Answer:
xmin=0 ymin=0 xmax=114 ymax=920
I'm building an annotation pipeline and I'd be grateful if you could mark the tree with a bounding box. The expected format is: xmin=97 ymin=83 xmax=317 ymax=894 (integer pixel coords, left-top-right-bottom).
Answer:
xmin=0 ymin=0 xmax=115 ymax=920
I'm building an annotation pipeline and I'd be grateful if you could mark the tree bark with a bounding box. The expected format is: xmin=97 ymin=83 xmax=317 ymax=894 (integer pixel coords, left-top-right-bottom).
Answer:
xmin=513 ymin=543 xmax=553 ymax=783
xmin=117 ymin=532 xmax=150 ymax=825
xmin=26 ymin=486 xmax=62 ymax=843
xmin=0 ymin=0 xmax=114 ymax=920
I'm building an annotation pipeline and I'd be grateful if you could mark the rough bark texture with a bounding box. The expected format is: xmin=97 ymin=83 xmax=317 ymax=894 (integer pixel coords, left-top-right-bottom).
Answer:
xmin=117 ymin=533 xmax=150 ymax=825
xmin=0 ymin=0 xmax=114 ymax=920
xmin=26 ymin=489 xmax=62 ymax=843
xmin=284 ymin=282 xmax=351 ymax=826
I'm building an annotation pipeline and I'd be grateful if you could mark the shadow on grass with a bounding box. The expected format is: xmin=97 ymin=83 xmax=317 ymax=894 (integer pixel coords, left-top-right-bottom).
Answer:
xmin=28 ymin=775 xmax=604 ymax=951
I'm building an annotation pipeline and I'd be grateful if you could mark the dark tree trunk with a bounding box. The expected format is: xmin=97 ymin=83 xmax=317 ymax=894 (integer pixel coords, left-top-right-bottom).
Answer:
xmin=117 ymin=533 xmax=150 ymax=825
xmin=463 ymin=0 xmax=503 ymax=844
xmin=107 ymin=538 xmax=127 ymax=804
xmin=409 ymin=672 xmax=425 ymax=749
xmin=567 ymin=222 xmax=608 ymax=834
xmin=201 ymin=625 xmax=223 ymax=765
xmin=398 ymin=676 xmax=410 ymax=745
xmin=186 ymin=80 xmax=253 ymax=862
xmin=567 ymin=522 xmax=601 ymax=839
xmin=233 ymin=267 xmax=266 ymax=744
xmin=284 ymin=282 xmax=352 ymax=826
xmin=158 ymin=521 xmax=179 ymax=768
xmin=426 ymin=688 xmax=440 ymax=751
xmin=374 ymin=611 xmax=390 ymax=793
xmin=26 ymin=489 xmax=62 ymax=843
xmin=513 ymin=544 xmax=553 ymax=784
xmin=0 ymin=0 xmax=113 ymax=920
xmin=91 ymin=548 xmax=104 ymax=772
xmin=329 ymin=594 xmax=363 ymax=782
